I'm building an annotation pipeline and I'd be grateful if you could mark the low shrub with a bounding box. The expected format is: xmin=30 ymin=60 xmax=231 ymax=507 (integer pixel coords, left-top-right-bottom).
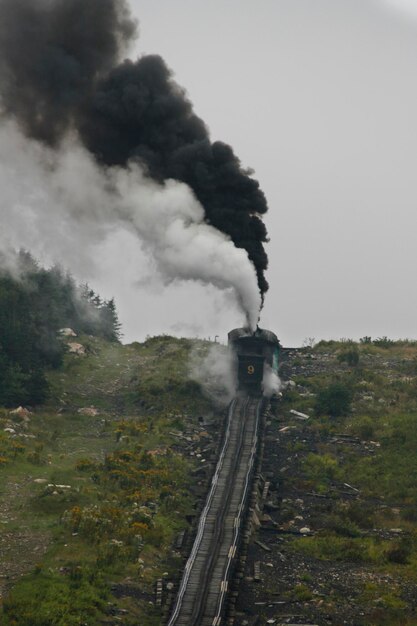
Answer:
xmin=315 ymin=382 xmax=353 ymax=417
xmin=337 ymin=347 xmax=360 ymax=367
xmin=293 ymin=535 xmax=388 ymax=564
xmin=2 ymin=568 xmax=108 ymax=626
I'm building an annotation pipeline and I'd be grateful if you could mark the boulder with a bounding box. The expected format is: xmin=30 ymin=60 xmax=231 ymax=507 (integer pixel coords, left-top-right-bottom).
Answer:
xmin=59 ymin=328 xmax=77 ymax=337
xmin=9 ymin=406 xmax=32 ymax=421
xmin=78 ymin=407 xmax=99 ymax=417
xmin=67 ymin=342 xmax=86 ymax=356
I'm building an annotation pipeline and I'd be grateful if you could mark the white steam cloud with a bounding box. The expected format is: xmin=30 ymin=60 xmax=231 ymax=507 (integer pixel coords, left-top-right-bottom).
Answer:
xmin=0 ymin=121 xmax=261 ymax=331
xmin=189 ymin=342 xmax=235 ymax=406
xmin=190 ymin=341 xmax=282 ymax=403
xmin=263 ymin=364 xmax=282 ymax=398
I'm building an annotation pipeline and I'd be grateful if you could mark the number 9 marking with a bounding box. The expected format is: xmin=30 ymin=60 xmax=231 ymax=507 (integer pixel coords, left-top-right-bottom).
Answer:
xmin=247 ymin=365 xmax=255 ymax=375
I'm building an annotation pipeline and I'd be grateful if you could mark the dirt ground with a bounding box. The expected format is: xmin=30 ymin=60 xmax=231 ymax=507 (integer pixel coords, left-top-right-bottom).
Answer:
xmin=233 ymin=349 xmax=417 ymax=626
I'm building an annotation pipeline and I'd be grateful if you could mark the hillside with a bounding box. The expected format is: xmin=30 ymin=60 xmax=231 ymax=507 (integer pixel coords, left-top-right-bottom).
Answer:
xmin=0 ymin=333 xmax=225 ymax=626
xmin=0 ymin=251 xmax=120 ymax=408
xmin=2 ymin=334 xmax=417 ymax=626
xmin=236 ymin=340 xmax=417 ymax=626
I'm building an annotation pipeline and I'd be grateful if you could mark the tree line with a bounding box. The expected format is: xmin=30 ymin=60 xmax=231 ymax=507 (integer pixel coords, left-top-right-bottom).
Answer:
xmin=0 ymin=251 xmax=121 ymax=406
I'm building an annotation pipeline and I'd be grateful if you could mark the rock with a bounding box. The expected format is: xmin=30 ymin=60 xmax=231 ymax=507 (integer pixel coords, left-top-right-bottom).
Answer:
xmin=9 ymin=406 xmax=32 ymax=420
xmin=109 ymin=539 xmax=124 ymax=547
xmin=4 ymin=428 xmax=16 ymax=434
xmin=59 ymin=328 xmax=77 ymax=337
xmin=78 ymin=407 xmax=99 ymax=417
xmin=67 ymin=342 xmax=86 ymax=356
xmin=289 ymin=409 xmax=310 ymax=420
xmin=255 ymin=540 xmax=271 ymax=552
xmin=33 ymin=479 xmax=48 ymax=484
xmin=148 ymin=448 xmax=167 ymax=457
xmin=300 ymin=527 xmax=311 ymax=534
xmin=264 ymin=501 xmax=280 ymax=512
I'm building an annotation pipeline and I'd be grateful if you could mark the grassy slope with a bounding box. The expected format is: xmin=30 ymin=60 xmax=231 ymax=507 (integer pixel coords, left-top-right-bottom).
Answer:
xmin=280 ymin=341 xmax=417 ymax=624
xmin=0 ymin=335 xmax=219 ymax=626
xmin=6 ymin=335 xmax=417 ymax=625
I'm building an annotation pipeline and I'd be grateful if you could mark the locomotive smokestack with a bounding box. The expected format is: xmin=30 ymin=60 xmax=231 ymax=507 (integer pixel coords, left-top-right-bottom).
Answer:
xmin=0 ymin=0 xmax=269 ymax=329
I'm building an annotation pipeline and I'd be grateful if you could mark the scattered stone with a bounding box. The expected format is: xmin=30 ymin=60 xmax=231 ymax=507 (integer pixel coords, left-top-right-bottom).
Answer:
xmin=343 ymin=482 xmax=360 ymax=493
xmin=109 ymin=539 xmax=124 ymax=547
xmin=148 ymin=448 xmax=168 ymax=457
xmin=289 ymin=409 xmax=310 ymax=420
xmin=77 ymin=407 xmax=99 ymax=417
xmin=254 ymin=540 xmax=271 ymax=552
xmin=9 ymin=406 xmax=32 ymax=420
xmin=47 ymin=484 xmax=71 ymax=490
xmin=67 ymin=342 xmax=86 ymax=356
xmin=59 ymin=328 xmax=77 ymax=337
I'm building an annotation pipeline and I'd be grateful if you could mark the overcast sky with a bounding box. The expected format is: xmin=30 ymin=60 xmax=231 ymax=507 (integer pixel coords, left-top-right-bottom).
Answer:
xmin=89 ymin=0 xmax=417 ymax=345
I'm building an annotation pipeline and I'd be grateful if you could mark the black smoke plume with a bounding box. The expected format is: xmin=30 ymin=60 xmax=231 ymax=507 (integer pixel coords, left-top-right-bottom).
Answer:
xmin=0 ymin=0 xmax=269 ymax=297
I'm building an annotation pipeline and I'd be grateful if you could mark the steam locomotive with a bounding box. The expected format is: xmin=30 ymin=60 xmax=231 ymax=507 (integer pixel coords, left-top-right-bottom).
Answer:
xmin=228 ymin=327 xmax=280 ymax=395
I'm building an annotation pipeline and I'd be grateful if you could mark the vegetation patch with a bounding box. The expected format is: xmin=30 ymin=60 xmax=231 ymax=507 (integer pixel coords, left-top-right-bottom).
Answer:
xmin=242 ymin=339 xmax=417 ymax=626
xmin=0 ymin=317 xmax=219 ymax=624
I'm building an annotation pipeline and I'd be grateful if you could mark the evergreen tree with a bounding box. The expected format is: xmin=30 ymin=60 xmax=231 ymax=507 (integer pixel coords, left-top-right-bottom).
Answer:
xmin=0 ymin=251 xmax=122 ymax=406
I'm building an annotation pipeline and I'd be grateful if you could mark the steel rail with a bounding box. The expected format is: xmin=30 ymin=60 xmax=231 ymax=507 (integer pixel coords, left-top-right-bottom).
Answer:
xmin=167 ymin=397 xmax=239 ymax=626
xmin=212 ymin=397 xmax=261 ymax=623
xmin=188 ymin=397 xmax=251 ymax=625
xmin=167 ymin=395 xmax=261 ymax=626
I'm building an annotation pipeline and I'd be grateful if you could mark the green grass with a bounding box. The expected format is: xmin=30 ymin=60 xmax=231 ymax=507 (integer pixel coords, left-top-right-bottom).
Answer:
xmin=0 ymin=334 xmax=220 ymax=624
xmin=292 ymin=534 xmax=397 ymax=564
xmin=279 ymin=340 xmax=417 ymax=626
xmin=2 ymin=568 xmax=109 ymax=626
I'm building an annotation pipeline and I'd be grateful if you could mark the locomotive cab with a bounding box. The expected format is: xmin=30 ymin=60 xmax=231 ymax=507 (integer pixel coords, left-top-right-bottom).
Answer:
xmin=228 ymin=327 xmax=280 ymax=395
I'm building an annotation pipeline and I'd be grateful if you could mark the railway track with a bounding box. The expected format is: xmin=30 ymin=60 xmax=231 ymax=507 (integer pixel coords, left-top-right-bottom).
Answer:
xmin=168 ymin=395 xmax=263 ymax=626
